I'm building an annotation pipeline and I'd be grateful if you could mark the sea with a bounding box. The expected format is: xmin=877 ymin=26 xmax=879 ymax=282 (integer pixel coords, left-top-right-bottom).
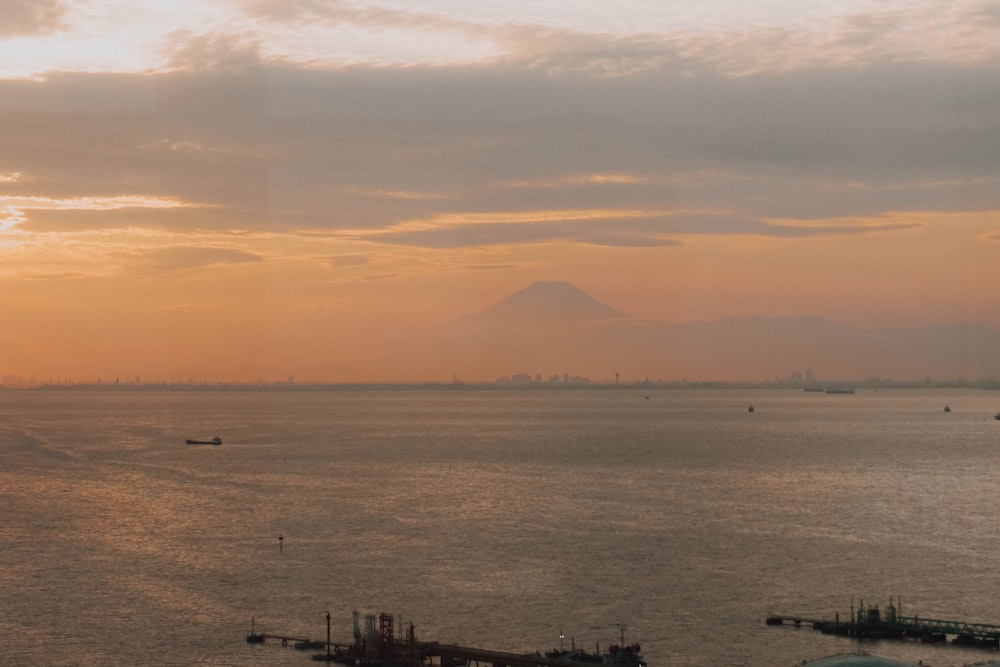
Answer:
xmin=3 ymin=387 xmax=1000 ymax=667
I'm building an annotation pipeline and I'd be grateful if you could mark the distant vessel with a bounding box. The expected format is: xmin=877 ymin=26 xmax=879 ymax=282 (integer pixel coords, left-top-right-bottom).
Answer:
xmin=748 ymin=405 xmax=755 ymax=413
xmin=186 ymin=436 xmax=222 ymax=445
xmin=994 ymin=413 xmax=1000 ymax=421
xmin=825 ymin=388 xmax=855 ymax=394
xmin=944 ymin=405 xmax=951 ymax=412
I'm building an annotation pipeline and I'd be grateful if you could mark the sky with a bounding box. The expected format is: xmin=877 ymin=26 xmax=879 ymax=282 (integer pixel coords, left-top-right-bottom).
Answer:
xmin=1 ymin=0 xmax=999 ymax=384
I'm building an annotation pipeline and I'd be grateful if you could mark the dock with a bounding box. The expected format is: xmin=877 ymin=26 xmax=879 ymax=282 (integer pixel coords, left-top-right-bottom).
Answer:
xmin=767 ymin=598 xmax=1000 ymax=650
xmin=248 ymin=612 xmax=646 ymax=667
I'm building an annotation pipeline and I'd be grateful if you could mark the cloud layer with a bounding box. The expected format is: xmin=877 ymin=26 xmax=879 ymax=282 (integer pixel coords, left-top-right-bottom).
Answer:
xmin=2 ymin=0 xmax=1000 ymax=381
xmin=2 ymin=51 xmax=997 ymax=250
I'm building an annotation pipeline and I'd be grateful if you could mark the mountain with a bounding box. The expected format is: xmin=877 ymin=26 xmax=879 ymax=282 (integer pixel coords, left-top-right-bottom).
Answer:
xmin=384 ymin=281 xmax=1000 ymax=383
xmin=456 ymin=280 xmax=625 ymax=332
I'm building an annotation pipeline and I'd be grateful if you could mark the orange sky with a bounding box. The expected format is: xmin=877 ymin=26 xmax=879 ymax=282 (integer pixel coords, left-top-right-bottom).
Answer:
xmin=2 ymin=0 xmax=999 ymax=384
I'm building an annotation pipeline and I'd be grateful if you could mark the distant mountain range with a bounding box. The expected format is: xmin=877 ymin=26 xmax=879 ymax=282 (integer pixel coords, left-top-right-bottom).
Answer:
xmin=401 ymin=281 xmax=1000 ymax=383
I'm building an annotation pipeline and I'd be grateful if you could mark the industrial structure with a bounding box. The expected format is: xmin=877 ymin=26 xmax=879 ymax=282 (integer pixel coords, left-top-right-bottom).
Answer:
xmin=248 ymin=612 xmax=646 ymax=667
xmin=768 ymin=597 xmax=1000 ymax=649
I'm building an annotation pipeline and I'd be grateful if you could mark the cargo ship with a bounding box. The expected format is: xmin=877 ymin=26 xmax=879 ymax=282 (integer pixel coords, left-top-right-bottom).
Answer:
xmin=186 ymin=436 xmax=222 ymax=445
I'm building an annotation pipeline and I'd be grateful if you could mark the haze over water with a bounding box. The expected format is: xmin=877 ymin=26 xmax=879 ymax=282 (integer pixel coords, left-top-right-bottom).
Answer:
xmin=4 ymin=388 xmax=1000 ymax=667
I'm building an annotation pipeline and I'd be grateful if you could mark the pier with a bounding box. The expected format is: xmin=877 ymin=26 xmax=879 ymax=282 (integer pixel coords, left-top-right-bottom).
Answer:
xmin=767 ymin=598 xmax=1000 ymax=650
xmin=248 ymin=612 xmax=646 ymax=667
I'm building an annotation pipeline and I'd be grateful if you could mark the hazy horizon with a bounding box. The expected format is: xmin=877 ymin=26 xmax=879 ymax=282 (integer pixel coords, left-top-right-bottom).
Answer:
xmin=2 ymin=0 xmax=999 ymax=383
xmin=6 ymin=279 xmax=1000 ymax=387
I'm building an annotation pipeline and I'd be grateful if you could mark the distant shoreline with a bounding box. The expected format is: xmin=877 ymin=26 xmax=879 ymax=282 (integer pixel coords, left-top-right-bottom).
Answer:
xmin=4 ymin=380 xmax=1000 ymax=391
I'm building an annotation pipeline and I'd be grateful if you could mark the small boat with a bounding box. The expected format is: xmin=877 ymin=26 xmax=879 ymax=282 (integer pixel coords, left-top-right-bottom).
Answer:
xmin=994 ymin=413 xmax=1000 ymax=421
xmin=186 ymin=436 xmax=222 ymax=445
xmin=748 ymin=405 xmax=755 ymax=413
xmin=944 ymin=405 xmax=951 ymax=412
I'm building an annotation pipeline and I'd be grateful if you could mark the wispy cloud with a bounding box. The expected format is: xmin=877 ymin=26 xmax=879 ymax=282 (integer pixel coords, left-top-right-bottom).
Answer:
xmin=329 ymin=254 xmax=368 ymax=267
xmin=0 ymin=194 xmax=214 ymax=232
xmin=139 ymin=245 xmax=263 ymax=273
xmin=240 ymin=0 xmax=485 ymax=35
xmin=139 ymin=138 xmax=265 ymax=159
xmin=160 ymin=31 xmax=264 ymax=73
xmin=352 ymin=188 xmax=450 ymax=201
xmin=0 ymin=194 xmax=204 ymax=211
xmin=231 ymin=0 xmax=1000 ymax=75
xmin=4 ymin=0 xmax=999 ymax=80
xmin=342 ymin=207 xmax=924 ymax=249
xmin=505 ymin=173 xmax=649 ymax=188
xmin=0 ymin=0 xmax=65 ymax=38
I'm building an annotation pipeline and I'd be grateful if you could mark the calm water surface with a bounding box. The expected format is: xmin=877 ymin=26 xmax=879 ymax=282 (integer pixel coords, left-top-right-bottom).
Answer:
xmin=3 ymin=388 xmax=1000 ymax=667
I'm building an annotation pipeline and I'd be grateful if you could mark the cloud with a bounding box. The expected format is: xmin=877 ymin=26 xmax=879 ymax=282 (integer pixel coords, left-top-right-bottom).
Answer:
xmin=353 ymin=208 xmax=680 ymax=248
xmin=239 ymin=0 xmax=502 ymax=48
xmin=351 ymin=207 xmax=922 ymax=249
xmin=232 ymin=0 xmax=1000 ymax=75
xmin=0 ymin=24 xmax=997 ymax=250
xmin=758 ymin=218 xmax=922 ymax=238
xmin=330 ymin=254 xmax=368 ymax=267
xmin=161 ymin=31 xmax=264 ymax=74
xmin=0 ymin=0 xmax=64 ymax=38
xmin=15 ymin=271 xmax=89 ymax=281
xmin=459 ymin=263 xmax=516 ymax=271
xmin=140 ymin=245 xmax=263 ymax=273
xmin=0 ymin=194 xmax=211 ymax=232
xmin=507 ymin=2 xmax=1000 ymax=76
xmin=353 ymin=218 xmax=673 ymax=249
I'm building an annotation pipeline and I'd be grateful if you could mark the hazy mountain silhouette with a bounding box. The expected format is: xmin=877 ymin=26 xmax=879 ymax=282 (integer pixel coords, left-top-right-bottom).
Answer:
xmin=387 ymin=281 xmax=1000 ymax=383
xmin=456 ymin=280 xmax=625 ymax=332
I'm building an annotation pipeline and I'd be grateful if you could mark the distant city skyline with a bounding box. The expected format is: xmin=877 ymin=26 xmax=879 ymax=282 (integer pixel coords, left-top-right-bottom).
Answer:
xmin=2 ymin=1 xmax=999 ymax=383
